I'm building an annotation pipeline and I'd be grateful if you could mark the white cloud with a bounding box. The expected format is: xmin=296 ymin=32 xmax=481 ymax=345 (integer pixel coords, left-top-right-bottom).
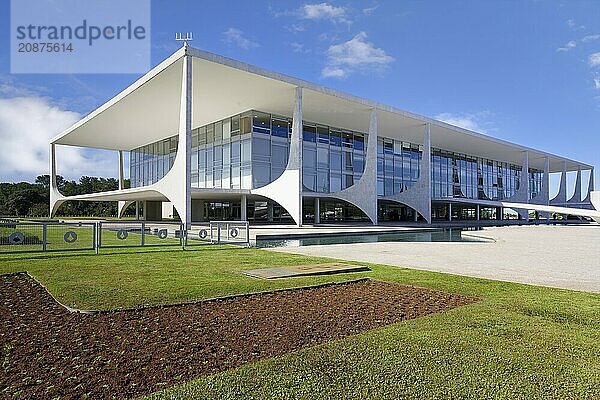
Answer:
xmin=0 ymin=95 xmax=117 ymax=182
xmin=300 ymin=3 xmax=348 ymax=22
xmin=556 ymin=40 xmax=576 ymax=52
xmin=567 ymin=18 xmax=585 ymax=30
xmin=594 ymin=78 xmax=600 ymax=90
xmin=321 ymin=66 xmax=349 ymax=79
xmin=222 ymin=28 xmax=259 ymax=50
xmin=321 ymin=32 xmax=394 ymax=79
xmin=362 ymin=5 xmax=379 ymax=15
xmin=435 ymin=112 xmax=492 ymax=134
xmin=582 ymin=34 xmax=600 ymax=43
xmin=589 ymin=52 xmax=600 ymax=67
xmin=290 ymin=42 xmax=310 ymax=53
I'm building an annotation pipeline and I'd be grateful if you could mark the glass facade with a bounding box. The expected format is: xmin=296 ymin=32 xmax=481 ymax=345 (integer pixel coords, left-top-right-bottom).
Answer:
xmin=430 ymin=149 xmax=543 ymax=201
xmin=130 ymin=136 xmax=178 ymax=188
xmin=376 ymin=138 xmax=422 ymax=196
xmin=302 ymin=123 xmax=368 ymax=193
xmin=129 ymin=109 xmax=544 ymax=202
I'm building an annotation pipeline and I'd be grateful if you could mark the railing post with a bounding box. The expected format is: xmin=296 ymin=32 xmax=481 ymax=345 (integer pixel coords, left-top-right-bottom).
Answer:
xmin=98 ymin=222 xmax=102 ymax=249
xmin=141 ymin=222 xmax=145 ymax=247
xmin=181 ymin=223 xmax=185 ymax=250
xmin=42 ymin=223 xmax=47 ymax=252
xmin=93 ymin=222 xmax=99 ymax=254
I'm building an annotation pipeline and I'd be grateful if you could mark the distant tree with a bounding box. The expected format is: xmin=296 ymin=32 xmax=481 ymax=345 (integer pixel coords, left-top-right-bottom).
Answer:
xmin=28 ymin=203 xmax=49 ymax=217
xmin=0 ymin=175 xmax=121 ymax=218
xmin=5 ymin=188 xmax=46 ymax=216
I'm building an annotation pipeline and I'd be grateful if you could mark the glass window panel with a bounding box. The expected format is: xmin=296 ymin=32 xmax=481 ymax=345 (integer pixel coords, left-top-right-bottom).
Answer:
xmin=394 ymin=179 xmax=403 ymax=195
xmin=385 ymin=178 xmax=394 ymax=196
xmin=231 ymin=115 xmax=240 ymax=132
xmin=272 ymin=142 xmax=288 ymax=166
xmin=252 ymin=162 xmax=271 ymax=188
xmin=317 ymin=171 xmax=329 ymax=193
xmin=329 ymin=130 xmax=342 ymax=147
xmin=317 ymin=147 xmax=329 ymax=169
xmin=317 ymin=126 xmax=329 ymax=143
xmin=231 ymin=165 xmax=240 ymax=188
xmin=222 ymin=119 xmax=231 ymax=140
xmin=330 ymin=150 xmax=342 ymax=171
xmin=240 ymin=165 xmax=252 ymax=189
xmin=272 ymin=118 xmax=289 ymax=138
xmin=206 ymin=124 xmax=214 ymax=144
xmin=241 ymin=139 xmax=252 ymax=163
xmin=344 ymin=174 xmax=354 ymax=189
xmin=192 ymin=128 xmax=199 ymax=148
xmin=383 ymin=139 xmax=394 ymax=155
xmin=303 ymin=124 xmax=317 ymax=142
xmin=303 ymin=172 xmax=316 ymax=192
xmin=344 ymin=151 xmax=353 ymax=172
xmin=342 ymin=132 xmax=353 ymax=148
xmin=252 ymin=136 xmax=270 ymax=160
xmin=213 ymin=145 xmax=222 ymax=166
xmin=198 ymin=127 xmax=206 ymax=146
xmin=231 ymin=141 xmax=240 ymax=161
xmin=222 ymin=144 xmax=230 ymax=166
xmin=214 ymin=121 xmax=223 ymax=142
xmin=385 ymin=155 xmax=394 ymax=175
xmin=191 ymin=150 xmax=198 ymax=173
xmin=354 ymin=133 xmax=364 ymax=151
xmin=353 ymin=154 xmax=364 ymax=173
xmin=240 ymin=114 xmax=251 ymax=134
xmin=377 ymin=138 xmax=384 ymax=154
xmin=198 ymin=149 xmax=206 ymax=168
xmin=303 ymin=146 xmax=317 ymax=169
xmin=253 ymin=111 xmax=271 ymax=134
xmin=330 ymin=173 xmax=342 ymax=192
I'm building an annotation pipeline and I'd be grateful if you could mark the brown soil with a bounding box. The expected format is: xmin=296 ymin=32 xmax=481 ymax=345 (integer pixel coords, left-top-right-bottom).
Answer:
xmin=0 ymin=272 xmax=477 ymax=399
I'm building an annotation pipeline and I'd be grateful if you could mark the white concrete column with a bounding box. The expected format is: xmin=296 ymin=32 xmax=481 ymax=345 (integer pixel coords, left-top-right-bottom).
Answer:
xmin=153 ymin=48 xmax=193 ymax=228
xmin=118 ymin=150 xmax=124 ymax=189
xmin=267 ymin=202 xmax=274 ymax=222
xmin=49 ymin=143 xmax=65 ymax=217
xmin=241 ymin=195 xmax=247 ymax=221
xmin=180 ymin=53 xmax=193 ymax=228
xmin=333 ymin=108 xmax=379 ymax=224
xmin=476 ymin=204 xmax=480 ymax=221
xmin=135 ymin=201 xmax=140 ymax=220
xmin=448 ymin=203 xmax=452 ymax=222
xmin=116 ymin=150 xmax=131 ymax=218
xmin=251 ymin=87 xmax=303 ymax=226
xmin=569 ymin=169 xmax=582 ymax=203
xmin=314 ymin=197 xmax=320 ymax=224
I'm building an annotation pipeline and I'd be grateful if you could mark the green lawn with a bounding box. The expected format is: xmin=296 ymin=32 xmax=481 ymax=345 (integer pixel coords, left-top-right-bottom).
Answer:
xmin=0 ymin=246 xmax=598 ymax=399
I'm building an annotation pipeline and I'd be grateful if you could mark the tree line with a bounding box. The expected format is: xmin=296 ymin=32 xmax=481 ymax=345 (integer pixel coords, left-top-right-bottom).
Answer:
xmin=0 ymin=175 xmax=133 ymax=218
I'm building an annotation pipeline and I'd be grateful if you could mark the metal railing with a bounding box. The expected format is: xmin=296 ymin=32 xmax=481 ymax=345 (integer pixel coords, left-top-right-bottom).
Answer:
xmin=97 ymin=221 xmax=185 ymax=250
xmin=0 ymin=221 xmax=96 ymax=254
xmin=209 ymin=221 xmax=250 ymax=246
xmin=0 ymin=219 xmax=251 ymax=254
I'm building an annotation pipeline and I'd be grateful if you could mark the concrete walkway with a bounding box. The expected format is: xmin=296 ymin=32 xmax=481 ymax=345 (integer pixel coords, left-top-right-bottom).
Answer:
xmin=267 ymin=225 xmax=600 ymax=293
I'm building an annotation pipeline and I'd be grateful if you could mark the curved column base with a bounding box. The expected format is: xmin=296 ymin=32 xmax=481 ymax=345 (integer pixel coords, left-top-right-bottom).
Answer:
xmin=381 ymin=195 xmax=431 ymax=224
xmin=252 ymin=170 xmax=302 ymax=226
xmin=118 ymin=200 xmax=135 ymax=218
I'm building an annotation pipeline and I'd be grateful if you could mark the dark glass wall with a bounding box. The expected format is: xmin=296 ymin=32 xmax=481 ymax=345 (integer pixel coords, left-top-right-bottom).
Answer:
xmin=130 ymin=109 xmax=544 ymax=202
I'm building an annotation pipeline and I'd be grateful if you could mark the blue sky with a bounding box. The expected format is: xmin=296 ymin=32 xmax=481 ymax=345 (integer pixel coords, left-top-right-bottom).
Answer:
xmin=0 ymin=0 xmax=599 ymax=197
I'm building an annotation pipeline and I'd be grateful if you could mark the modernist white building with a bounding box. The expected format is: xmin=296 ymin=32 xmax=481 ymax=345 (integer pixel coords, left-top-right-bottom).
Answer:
xmin=49 ymin=44 xmax=600 ymax=227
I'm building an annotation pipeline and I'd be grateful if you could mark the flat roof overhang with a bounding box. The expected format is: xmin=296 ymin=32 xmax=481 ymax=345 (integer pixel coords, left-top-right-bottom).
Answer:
xmin=51 ymin=46 xmax=593 ymax=173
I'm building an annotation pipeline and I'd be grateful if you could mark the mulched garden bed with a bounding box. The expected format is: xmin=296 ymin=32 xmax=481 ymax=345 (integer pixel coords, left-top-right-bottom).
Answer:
xmin=0 ymin=272 xmax=478 ymax=399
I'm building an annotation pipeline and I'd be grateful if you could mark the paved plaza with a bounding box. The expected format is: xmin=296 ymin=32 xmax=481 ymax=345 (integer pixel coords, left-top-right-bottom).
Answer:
xmin=268 ymin=225 xmax=600 ymax=293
